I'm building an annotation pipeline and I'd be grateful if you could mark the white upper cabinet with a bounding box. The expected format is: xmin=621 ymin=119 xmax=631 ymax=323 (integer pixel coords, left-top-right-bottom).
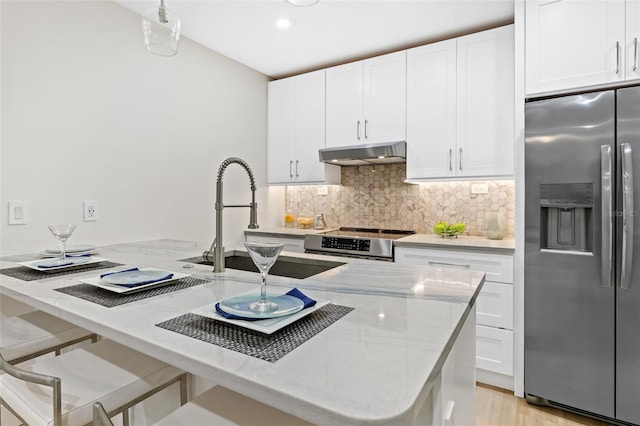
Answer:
xmin=457 ymin=25 xmax=515 ymax=178
xmin=267 ymin=70 xmax=340 ymax=185
xmin=326 ymin=51 xmax=406 ymax=147
xmin=525 ymin=0 xmax=633 ymax=96
xmin=406 ymin=25 xmax=514 ymax=180
xmin=406 ymin=39 xmax=457 ymax=178
xmin=628 ymin=0 xmax=640 ymax=81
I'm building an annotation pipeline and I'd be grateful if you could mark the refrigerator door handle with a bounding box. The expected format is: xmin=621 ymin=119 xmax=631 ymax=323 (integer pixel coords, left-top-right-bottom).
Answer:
xmin=601 ymin=145 xmax=613 ymax=288
xmin=621 ymin=143 xmax=634 ymax=290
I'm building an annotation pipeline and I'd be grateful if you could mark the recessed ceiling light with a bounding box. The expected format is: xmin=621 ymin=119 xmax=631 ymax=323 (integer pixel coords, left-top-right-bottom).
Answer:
xmin=276 ymin=18 xmax=291 ymax=29
xmin=285 ymin=0 xmax=319 ymax=6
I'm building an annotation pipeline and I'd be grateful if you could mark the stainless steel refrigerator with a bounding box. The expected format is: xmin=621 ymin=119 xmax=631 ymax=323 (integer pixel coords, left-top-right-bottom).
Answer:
xmin=525 ymin=85 xmax=640 ymax=425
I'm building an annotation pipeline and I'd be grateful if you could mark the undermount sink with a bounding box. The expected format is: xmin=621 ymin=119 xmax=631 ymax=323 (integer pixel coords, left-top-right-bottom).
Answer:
xmin=180 ymin=251 xmax=345 ymax=280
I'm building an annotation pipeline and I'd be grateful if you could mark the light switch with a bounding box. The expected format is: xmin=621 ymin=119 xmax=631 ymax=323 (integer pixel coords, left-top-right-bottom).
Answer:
xmin=9 ymin=201 xmax=29 ymax=225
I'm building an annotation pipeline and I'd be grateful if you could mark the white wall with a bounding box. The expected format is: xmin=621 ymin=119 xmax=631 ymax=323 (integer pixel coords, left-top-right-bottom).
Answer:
xmin=0 ymin=0 xmax=284 ymax=256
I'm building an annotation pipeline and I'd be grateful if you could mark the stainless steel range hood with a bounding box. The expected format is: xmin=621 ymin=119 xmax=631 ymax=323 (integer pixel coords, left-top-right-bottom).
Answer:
xmin=318 ymin=141 xmax=406 ymax=166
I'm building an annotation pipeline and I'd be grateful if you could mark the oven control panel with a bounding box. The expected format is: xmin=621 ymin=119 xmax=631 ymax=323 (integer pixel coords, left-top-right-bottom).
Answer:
xmin=321 ymin=237 xmax=371 ymax=252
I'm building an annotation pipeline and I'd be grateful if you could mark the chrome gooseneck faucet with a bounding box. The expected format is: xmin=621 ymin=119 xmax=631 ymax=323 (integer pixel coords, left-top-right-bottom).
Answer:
xmin=203 ymin=157 xmax=259 ymax=272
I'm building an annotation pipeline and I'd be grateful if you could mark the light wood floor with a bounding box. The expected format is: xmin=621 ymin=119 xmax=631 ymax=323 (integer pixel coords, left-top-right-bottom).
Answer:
xmin=476 ymin=384 xmax=614 ymax=426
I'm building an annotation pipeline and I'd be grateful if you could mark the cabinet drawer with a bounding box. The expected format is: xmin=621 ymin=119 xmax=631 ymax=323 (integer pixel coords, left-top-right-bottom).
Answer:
xmin=476 ymin=325 xmax=513 ymax=375
xmin=245 ymin=235 xmax=304 ymax=253
xmin=476 ymin=282 xmax=513 ymax=329
xmin=395 ymin=247 xmax=513 ymax=283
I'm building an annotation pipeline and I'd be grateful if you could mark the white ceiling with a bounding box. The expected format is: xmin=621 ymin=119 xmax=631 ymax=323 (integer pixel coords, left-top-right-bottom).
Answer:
xmin=116 ymin=0 xmax=514 ymax=79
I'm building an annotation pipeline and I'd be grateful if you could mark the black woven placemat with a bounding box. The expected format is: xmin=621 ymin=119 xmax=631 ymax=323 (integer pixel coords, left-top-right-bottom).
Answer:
xmin=54 ymin=276 xmax=210 ymax=307
xmin=156 ymin=304 xmax=354 ymax=363
xmin=0 ymin=261 xmax=124 ymax=282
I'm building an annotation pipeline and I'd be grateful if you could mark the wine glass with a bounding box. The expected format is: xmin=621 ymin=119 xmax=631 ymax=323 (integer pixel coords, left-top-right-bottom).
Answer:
xmin=47 ymin=224 xmax=77 ymax=266
xmin=244 ymin=241 xmax=284 ymax=313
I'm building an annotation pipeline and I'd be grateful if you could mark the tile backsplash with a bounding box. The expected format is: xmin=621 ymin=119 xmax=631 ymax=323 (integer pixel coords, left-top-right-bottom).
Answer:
xmin=285 ymin=163 xmax=515 ymax=237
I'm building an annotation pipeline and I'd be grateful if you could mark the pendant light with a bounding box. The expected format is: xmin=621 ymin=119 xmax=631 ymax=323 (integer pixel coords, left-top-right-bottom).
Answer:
xmin=142 ymin=0 xmax=181 ymax=57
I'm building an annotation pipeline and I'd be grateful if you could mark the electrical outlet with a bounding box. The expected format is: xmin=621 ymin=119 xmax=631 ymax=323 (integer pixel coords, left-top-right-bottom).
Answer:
xmin=83 ymin=200 xmax=98 ymax=222
xmin=471 ymin=184 xmax=489 ymax=194
xmin=317 ymin=186 xmax=328 ymax=196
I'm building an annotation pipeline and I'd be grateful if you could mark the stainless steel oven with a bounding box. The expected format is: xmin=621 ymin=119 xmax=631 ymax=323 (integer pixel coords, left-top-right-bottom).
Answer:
xmin=304 ymin=227 xmax=415 ymax=261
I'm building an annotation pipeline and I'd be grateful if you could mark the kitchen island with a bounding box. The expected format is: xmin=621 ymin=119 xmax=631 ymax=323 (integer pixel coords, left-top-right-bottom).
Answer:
xmin=0 ymin=239 xmax=484 ymax=425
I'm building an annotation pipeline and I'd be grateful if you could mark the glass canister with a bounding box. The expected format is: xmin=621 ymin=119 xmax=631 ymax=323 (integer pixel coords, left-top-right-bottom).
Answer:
xmin=314 ymin=213 xmax=326 ymax=230
xmin=284 ymin=211 xmax=296 ymax=228
xmin=296 ymin=212 xmax=314 ymax=229
xmin=483 ymin=212 xmax=507 ymax=240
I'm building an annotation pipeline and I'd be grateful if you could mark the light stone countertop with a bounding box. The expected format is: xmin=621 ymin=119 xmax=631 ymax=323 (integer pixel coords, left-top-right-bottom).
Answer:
xmin=245 ymin=227 xmax=335 ymax=239
xmin=0 ymin=239 xmax=484 ymax=425
xmin=394 ymin=234 xmax=515 ymax=254
xmin=248 ymin=227 xmax=515 ymax=253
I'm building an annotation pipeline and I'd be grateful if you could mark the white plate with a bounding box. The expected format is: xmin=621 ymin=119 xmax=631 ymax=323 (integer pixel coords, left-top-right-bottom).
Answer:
xmin=39 ymin=248 xmax=102 ymax=258
xmin=19 ymin=256 xmax=108 ymax=272
xmin=44 ymin=244 xmax=98 ymax=254
xmin=79 ymin=269 xmax=190 ymax=294
xmin=191 ymin=291 xmax=329 ymax=335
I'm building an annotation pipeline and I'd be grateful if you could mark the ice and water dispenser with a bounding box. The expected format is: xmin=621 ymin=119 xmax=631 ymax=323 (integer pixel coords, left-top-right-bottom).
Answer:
xmin=539 ymin=183 xmax=593 ymax=252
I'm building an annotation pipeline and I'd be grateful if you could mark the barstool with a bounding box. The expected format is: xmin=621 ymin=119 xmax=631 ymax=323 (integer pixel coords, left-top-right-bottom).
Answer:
xmin=94 ymin=385 xmax=314 ymax=426
xmin=0 ymin=339 xmax=187 ymax=426
xmin=0 ymin=310 xmax=97 ymax=365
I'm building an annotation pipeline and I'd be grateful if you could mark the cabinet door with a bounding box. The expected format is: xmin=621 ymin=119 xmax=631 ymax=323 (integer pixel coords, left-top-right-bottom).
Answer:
xmin=293 ymin=70 xmax=326 ymax=183
xmin=326 ymin=61 xmax=363 ymax=147
xmin=362 ymin=51 xmax=407 ymax=144
xmin=394 ymin=247 xmax=514 ymax=284
xmin=457 ymin=25 xmax=514 ymax=178
xmin=476 ymin=281 xmax=514 ymax=329
xmin=476 ymin=325 xmax=514 ymax=375
xmin=267 ymin=78 xmax=295 ymax=184
xmin=627 ymin=0 xmax=640 ymax=81
xmin=406 ymin=40 xmax=457 ymax=179
xmin=440 ymin=305 xmax=476 ymax=426
xmin=526 ymin=0 xmax=626 ymax=95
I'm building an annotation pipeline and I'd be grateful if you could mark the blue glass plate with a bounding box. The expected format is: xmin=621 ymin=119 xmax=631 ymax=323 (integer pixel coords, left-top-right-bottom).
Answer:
xmin=102 ymin=269 xmax=172 ymax=286
xmin=218 ymin=294 xmax=304 ymax=319
xmin=35 ymin=257 xmax=91 ymax=269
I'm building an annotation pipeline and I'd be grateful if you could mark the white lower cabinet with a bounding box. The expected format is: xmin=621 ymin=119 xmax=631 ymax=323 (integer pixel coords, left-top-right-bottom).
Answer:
xmin=395 ymin=246 xmax=514 ymax=390
xmin=437 ymin=305 xmax=476 ymax=426
xmin=476 ymin=324 xmax=514 ymax=376
xmin=476 ymin=281 xmax=513 ymax=329
xmin=244 ymin=234 xmax=305 ymax=253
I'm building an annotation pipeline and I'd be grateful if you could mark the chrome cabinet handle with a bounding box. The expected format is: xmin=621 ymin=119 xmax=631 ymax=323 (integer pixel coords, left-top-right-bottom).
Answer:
xmin=364 ymin=119 xmax=369 ymax=139
xmin=289 ymin=160 xmax=293 ymax=178
xmin=616 ymin=41 xmax=621 ymax=74
xmin=449 ymin=149 xmax=453 ymax=171
xmin=601 ymin=145 xmax=613 ymax=288
xmin=428 ymin=260 xmax=471 ymax=268
xmin=621 ymin=143 xmax=634 ymax=290
xmin=357 ymin=120 xmax=361 ymax=140
xmin=459 ymin=148 xmax=463 ymax=171
xmin=634 ymin=37 xmax=638 ymax=72
xmin=295 ymin=160 xmax=299 ymax=177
